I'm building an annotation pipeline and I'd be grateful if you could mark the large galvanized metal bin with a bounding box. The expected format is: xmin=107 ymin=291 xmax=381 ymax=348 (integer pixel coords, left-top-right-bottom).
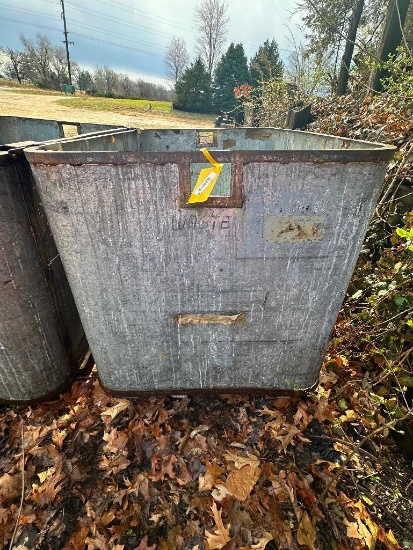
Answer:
xmin=25 ymin=128 xmax=396 ymax=394
xmin=0 ymin=118 xmax=127 ymax=402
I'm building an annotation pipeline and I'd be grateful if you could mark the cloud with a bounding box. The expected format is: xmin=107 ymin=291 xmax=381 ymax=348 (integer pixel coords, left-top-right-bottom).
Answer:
xmin=0 ymin=0 xmax=304 ymax=82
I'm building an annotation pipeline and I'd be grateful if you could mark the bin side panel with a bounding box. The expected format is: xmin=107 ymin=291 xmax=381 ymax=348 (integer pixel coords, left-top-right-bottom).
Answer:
xmin=0 ymin=117 xmax=62 ymax=146
xmin=30 ymin=158 xmax=388 ymax=393
xmin=13 ymin=151 xmax=88 ymax=366
xmin=0 ymin=161 xmax=72 ymax=401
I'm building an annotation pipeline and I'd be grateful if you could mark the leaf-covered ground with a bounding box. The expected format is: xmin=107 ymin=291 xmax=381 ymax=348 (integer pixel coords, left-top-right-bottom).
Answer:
xmin=1 ymin=91 xmax=413 ymax=549
xmin=0 ymin=361 xmax=412 ymax=550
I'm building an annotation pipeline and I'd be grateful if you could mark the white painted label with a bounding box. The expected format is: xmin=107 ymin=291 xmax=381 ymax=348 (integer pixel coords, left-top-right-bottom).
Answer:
xmin=194 ymin=171 xmax=217 ymax=195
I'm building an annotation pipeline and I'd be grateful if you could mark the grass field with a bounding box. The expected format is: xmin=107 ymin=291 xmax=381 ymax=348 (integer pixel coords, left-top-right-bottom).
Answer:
xmin=56 ymin=95 xmax=214 ymax=124
xmin=0 ymin=80 xmax=215 ymax=128
xmin=57 ymin=96 xmax=172 ymax=112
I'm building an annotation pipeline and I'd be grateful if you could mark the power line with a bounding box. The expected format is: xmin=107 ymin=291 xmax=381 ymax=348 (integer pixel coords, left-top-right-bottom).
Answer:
xmin=0 ymin=16 xmax=163 ymax=58
xmin=99 ymin=0 xmax=193 ymax=33
xmin=0 ymin=4 xmax=60 ymax=22
xmin=0 ymin=16 xmax=61 ymax=35
xmin=68 ymin=19 xmax=165 ymax=51
xmin=69 ymin=32 xmax=163 ymax=58
xmin=64 ymin=0 xmax=186 ymax=42
xmin=0 ymin=4 xmax=164 ymax=52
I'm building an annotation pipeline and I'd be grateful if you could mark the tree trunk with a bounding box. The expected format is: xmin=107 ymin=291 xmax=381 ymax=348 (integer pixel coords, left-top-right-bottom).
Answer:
xmin=368 ymin=0 xmax=411 ymax=93
xmin=336 ymin=0 xmax=365 ymax=96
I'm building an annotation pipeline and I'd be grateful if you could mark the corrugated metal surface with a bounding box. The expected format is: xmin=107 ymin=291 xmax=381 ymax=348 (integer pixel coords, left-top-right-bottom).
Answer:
xmin=26 ymin=128 xmax=396 ymax=394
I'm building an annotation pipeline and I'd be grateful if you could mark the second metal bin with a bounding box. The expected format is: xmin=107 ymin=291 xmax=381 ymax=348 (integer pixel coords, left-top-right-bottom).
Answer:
xmin=0 ymin=118 xmax=127 ymax=402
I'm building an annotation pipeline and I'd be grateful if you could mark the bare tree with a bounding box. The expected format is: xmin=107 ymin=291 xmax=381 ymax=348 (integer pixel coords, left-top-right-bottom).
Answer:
xmin=164 ymin=37 xmax=189 ymax=86
xmin=19 ymin=34 xmax=53 ymax=87
xmin=1 ymin=48 xmax=26 ymax=83
xmin=50 ymin=45 xmax=69 ymax=88
xmin=337 ymin=0 xmax=365 ymax=95
xmin=194 ymin=0 xmax=229 ymax=77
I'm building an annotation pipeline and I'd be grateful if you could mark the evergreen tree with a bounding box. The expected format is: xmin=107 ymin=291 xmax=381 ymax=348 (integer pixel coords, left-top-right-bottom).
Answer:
xmin=174 ymin=58 xmax=212 ymax=112
xmin=249 ymin=39 xmax=283 ymax=86
xmin=213 ymin=43 xmax=249 ymax=114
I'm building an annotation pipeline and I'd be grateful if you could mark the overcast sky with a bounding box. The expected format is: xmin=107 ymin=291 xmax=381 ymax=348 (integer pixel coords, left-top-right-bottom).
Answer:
xmin=0 ymin=0 xmax=304 ymax=86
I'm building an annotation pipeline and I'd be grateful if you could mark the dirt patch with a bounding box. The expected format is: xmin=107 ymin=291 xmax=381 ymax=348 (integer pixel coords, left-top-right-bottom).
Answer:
xmin=0 ymin=89 xmax=215 ymax=129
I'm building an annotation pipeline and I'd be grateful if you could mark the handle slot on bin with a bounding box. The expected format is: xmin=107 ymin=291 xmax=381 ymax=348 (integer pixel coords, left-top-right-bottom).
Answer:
xmin=178 ymin=152 xmax=244 ymax=208
xmin=174 ymin=313 xmax=246 ymax=325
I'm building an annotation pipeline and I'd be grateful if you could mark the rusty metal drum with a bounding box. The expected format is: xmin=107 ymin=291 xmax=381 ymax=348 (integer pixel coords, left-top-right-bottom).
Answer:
xmin=25 ymin=128 xmax=395 ymax=394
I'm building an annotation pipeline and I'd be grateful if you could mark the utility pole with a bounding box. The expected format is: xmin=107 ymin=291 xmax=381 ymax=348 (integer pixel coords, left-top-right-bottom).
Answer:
xmin=60 ymin=0 xmax=73 ymax=85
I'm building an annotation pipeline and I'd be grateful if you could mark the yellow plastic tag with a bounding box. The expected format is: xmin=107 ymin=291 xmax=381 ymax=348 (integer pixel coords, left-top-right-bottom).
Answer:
xmin=187 ymin=148 xmax=223 ymax=204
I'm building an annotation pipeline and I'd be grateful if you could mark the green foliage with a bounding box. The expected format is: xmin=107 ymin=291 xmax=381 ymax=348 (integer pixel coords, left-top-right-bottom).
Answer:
xmin=213 ymin=43 xmax=249 ymax=114
xmin=240 ymin=77 xmax=306 ymax=127
xmin=396 ymin=226 xmax=413 ymax=251
xmin=249 ymin=39 xmax=283 ymax=86
xmin=174 ymin=58 xmax=213 ymax=112
xmin=380 ymin=47 xmax=413 ymax=108
xmin=77 ymin=70 xmax=93 ymax=92
xmin=342 ymin=216 xmax=413 ymax=391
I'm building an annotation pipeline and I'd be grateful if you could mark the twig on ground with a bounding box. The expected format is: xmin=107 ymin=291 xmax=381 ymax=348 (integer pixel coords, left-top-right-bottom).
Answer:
xmin=310 ymin=407 xmax=413 ymax=514
xmin=9 ymin=422 xmax=25 ymax=550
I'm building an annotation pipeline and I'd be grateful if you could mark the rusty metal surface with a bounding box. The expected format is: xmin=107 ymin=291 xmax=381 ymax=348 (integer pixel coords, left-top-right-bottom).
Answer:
xmin=26 ymin=128 xmax=395 ymax=394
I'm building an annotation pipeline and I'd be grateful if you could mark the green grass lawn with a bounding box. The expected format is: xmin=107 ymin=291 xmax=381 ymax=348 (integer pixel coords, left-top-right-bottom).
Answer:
xmin=56 ymin=95 xmax=214 ymax=124
xmin=57 ymin=96 xmax=172 ymax=113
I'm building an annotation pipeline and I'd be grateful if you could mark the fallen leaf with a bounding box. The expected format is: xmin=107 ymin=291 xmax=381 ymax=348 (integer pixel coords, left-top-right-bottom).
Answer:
xmin=377 ymin=527 xmax=400 ymax=550
xmin=344 ymin=518 xmax=363 ymax=540
xmin=211 ymin=484 xmax=232 ymax=502
xmin=297 ymin=511 xmax=317 ymax=550
xmin=273 ymin=425 xmax=311 ymax=453
xmin=199 ymin=461 xmax=226 ymax=491
xmin=62 ymin=524 xmax=89 ymax=550
xmin=98 ymin=453 xmax=131 ymax=476
xmin=101 ymin=509 xmax=116 ymax=527
xmin=103 ymin=429 xmax=128 ymax=454
xmin=135 ymin=536 xmax=156 ymax=549
xmin=250 ymin=532 xmax=274 ymax=549
xmin=223 ymin=464 xmax=261 ymax=501
xmin=224 ymin=451 xmax=260 ymax=470
xmin=339 ymin=409 xmax=359 ymax=423
xmin=205 ymin=502 xmax=231 ymax=549
xmin=31 ymin=467 xmax=66 ymax=506
xmin=0 ymin=473 xmax=21 ymax=504
xmin=101 ymin=401 xmax=130 ymax=423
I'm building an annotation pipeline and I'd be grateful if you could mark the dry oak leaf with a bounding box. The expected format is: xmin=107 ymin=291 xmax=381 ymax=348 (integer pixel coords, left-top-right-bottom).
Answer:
xmin=297 ymin=511 xmax=317 ymax=550
xmin=0 ymin=473 xmax=21 ymax=504
xmin=61 ymin=524 xmax=89 ymax=550
xmin=103 ymin=429 xmax=129 ymax=454
xmin=274 ymin=424 xmax=311 ymax=453
xmin=150 ymin=454 xmax=177 ymax=482
xmin=199 ymin=461 xmax=226 ymax=491
xmin=99 ymin=453 xmax=131 ymax=476
xmin=343 ymin=499 xmax=379 ymax=550
xmin=245 ymin=532 xmax=274 ymax=549
xmin=377 ymin=527 xmax=400 ymax=550
xmin=205 ymin=502 xmax=232 ymax=550
xmin=221 ymin=451 xmax=261 ymax=501
xmin=0 ymin=506 xmax=10 ymax=525
xmin=135 ymin=536 xmax=157 ymax=549
xmin=101 ymin=400 xmax=130 ymax=423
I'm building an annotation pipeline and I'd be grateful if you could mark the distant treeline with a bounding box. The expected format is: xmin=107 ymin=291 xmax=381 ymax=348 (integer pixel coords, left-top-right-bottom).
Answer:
xmin=0 ymin=34 xmax=172 ymax=101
